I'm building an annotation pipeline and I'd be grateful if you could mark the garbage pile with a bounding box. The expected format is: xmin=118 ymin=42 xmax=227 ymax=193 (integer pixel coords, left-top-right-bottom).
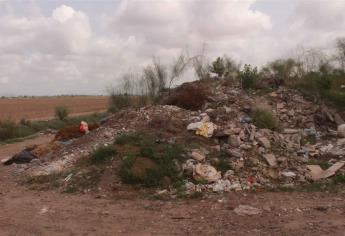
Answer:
xmin=5 ymin=80 xmax=345 ymax=194
xmin=180 ymin=84 xmax=345 ymax=193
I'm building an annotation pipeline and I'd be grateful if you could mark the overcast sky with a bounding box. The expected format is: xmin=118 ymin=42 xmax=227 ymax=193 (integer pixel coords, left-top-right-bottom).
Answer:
xmin=0 ymin=0 xmax=344 ymax=96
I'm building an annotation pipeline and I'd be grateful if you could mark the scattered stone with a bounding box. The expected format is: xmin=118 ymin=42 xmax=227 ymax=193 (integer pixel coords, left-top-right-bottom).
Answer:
xmin=257 ymin=137 xmax=271 ymax=149
xmin=234 ymin=205 xmax=262 ymax=216
xmin=307 ymin=162 xmax=345 ymax=181
xmin=263 ymin=154 xmax=277 ymax=167
xmin=240 ymin=144 xmax=252 ymax=150
xmin=337 ymin=124 xmax=345 ymax=138
xmin=228 ymin=135 xmax=240 ymax=147
xmin=193 ymin=163 xmax=221 ymax=183
xmin=182 ymin=159 xmax=196 ymax=176
xmin=227 ymin=149 xmax=243 ymax=158
xmin=282 ymin=171 xmax=296 ymax=178
xmin=283 ymin=129 xmax=299 ymax=134
xmin=211 ymin=179 xmax=232 ymax=192
xmin=190 ymin=150 xmax=206 ymax=162
xmin=223 ymin=170 xmax=235 ymax=179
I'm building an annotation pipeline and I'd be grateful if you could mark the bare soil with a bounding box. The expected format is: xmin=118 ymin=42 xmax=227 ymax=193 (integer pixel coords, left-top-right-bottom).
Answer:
xmin=0 ymin=136 xmax=345 ymax=236
xmin=0 ymin=96 xmax=108 ymax=121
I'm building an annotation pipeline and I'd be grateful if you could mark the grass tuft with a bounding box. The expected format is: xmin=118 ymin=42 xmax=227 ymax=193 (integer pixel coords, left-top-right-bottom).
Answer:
xmin=90 ymin=145 xmax=117 ymax=165
xmin=252 ymin=109 xmax=280 ymax=131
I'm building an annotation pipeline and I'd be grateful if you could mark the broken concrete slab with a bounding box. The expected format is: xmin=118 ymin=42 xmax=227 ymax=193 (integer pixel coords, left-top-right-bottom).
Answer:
xmin=190 ymin=150 xmax=206 ymax=162
xmin=337 ymin=124 xmax=345 ymax=138
xmin=193 ymin=163 xmax=221 ymax=183
xmin=257 ymin=137 xmax=271 ymax=149
xmin=307 ymin=162 xmax=345 ymax=181
xmin=263 ymin=154 xmax=277 ymax=167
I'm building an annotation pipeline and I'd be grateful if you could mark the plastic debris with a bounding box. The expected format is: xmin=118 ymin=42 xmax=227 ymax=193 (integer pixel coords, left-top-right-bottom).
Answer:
xmin=187 ymin=122 xmax=216 ymax=138
xmin=282 ymin=171 xmax=296 ymax=178
xmin=3 ymin=147 xmax=38 ymax=165
xmin=80 ymin=121 xmax=89 ymax=134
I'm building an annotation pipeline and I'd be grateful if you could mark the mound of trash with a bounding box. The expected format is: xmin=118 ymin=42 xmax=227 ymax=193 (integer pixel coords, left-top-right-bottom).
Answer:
xmin=5 ymin=80 xmax=345 ymax=195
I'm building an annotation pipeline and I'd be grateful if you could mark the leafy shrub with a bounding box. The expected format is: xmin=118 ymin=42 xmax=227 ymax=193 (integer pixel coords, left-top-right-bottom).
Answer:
xmin=210 ymin=57 xmax=225 ymax=77
xmin=19 ymin=118 xmax=31 ymax=126
xmin=55 ymin=106 xmax=69 ymax=120
xmin=260 ymin=59 xmax=302 ymax=88
xmin=253 ymin=109 xmax=279 ymax=131
xmin=90 ymin=145 xmax=117 ymax=165
xmin=239 ymin=64 xmax=260 ymax=90
xmin=117 ymin=132 xmax=185 ymax=187
xmin=0 ymin=120 xmax=17 ymax=141
xmin=294 ymin=69 xmax=345 ymax=110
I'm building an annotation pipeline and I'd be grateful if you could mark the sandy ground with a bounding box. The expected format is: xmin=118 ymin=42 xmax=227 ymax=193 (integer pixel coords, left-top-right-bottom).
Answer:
xmin=0 ymin=136 xmax=345 ymax=236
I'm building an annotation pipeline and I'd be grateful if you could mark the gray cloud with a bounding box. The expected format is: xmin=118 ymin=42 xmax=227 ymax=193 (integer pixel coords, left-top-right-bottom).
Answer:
xmin=0 ymin=0 xmax=344 ymax=95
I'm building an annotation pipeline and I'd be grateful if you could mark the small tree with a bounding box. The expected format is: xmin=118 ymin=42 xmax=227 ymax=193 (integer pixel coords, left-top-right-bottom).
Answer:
xmin=55 ymin=106 xmax=69 ymax=120
xmin=260 ymin=58 xmax=303 ymax=87
xmin=142 ymin=58 xmax=168 ymax=100
xmin=223 ymin=56 xmax=240 ymax=79
xmin=210 ymin=57 xmax=225 ymax=77
xmin=168 ymin=51 xmax=188 ymax=90
xmin=239 ymin=64 xmax=260 ymax=90
xmin=336 ymin=37 xmax=345 ymax=70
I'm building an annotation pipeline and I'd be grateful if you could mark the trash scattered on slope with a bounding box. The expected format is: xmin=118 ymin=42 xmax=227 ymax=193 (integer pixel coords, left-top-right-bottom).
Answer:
xmin=187 ymin=122 xmax=216 ymax=138
xmin=79 ymin=121 xmax=89 ymax=134
xmin=3 ymin=147 xmax=38 ymax=165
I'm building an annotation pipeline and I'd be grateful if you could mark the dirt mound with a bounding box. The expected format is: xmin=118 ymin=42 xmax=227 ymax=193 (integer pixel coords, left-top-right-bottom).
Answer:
xmin=54 ymin=123 xmax=100 ymax=141
xmin=162 ymin=81 xmax=211 ymax=110
xmin=7 ymin=79 xmax=345 ymax=197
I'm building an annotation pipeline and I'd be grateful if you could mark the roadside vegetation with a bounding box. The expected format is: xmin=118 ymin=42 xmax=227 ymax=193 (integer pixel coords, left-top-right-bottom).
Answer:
xmin=0 ymin=112 xmax=108 ymax=143
xmin=108 ymin=37 xmax=345 ymax=114
xmin=115 ymin=132 xmax=186 ymax=188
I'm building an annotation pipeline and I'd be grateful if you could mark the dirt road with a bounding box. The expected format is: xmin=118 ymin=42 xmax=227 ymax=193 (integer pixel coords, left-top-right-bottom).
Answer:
xmin=0 ymin=137 xmax=345 ymax=236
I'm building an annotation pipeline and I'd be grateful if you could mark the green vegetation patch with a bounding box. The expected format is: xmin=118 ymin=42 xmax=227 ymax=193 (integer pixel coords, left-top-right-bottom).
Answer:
xmin=252 ymin=109 xmax=280 ymax=131
xmin=90 ymin=145 xmax=117 ymax=165
xmin=116 ymin=132 xmax=186 ymax=187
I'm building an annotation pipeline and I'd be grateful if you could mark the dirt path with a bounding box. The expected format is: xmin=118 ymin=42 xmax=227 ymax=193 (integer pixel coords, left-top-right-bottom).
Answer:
xmin=0 ymin=134 xmax=54 ymax=159
xmin=0 ymin=137 xmax=345 ymax=235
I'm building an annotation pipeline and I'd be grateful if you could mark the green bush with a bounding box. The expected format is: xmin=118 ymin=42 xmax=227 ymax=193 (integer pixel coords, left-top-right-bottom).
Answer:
xmin=253 ymin=109 xmax=279 ymax=131
xmin=117 ymin=132 xmax=185 ymax=187
xmin=0 ymin=120 xmax=17 ymax=140
xmin=210 ymin=57 xmax=225 ymax=77
xmin=239 ymin=64 xmax=260 ymax=90
xmin=90 ymin=145 xmax=117 ymax=165
xmin=294 ymin=69 xmax=345 ymax=110
xmin=55 ymin=106 xmax=69 ymax=120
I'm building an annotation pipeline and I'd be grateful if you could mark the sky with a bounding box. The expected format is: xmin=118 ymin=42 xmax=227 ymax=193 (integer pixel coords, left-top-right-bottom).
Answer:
xmin=0 ymin=0 xmax=345 ymax=96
